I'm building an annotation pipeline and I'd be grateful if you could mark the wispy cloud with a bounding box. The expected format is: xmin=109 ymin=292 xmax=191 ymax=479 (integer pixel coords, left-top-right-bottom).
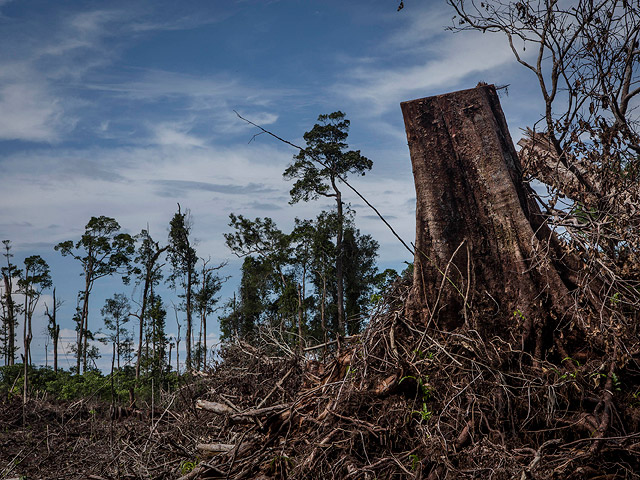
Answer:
xmin=0 ymin=4 xmax=277 ymax=144
xmin=335 ymin=33 xmax=513 ymax=115
xmin=0 ymin=64 xmax=72 ymax=142
xmin=152 ymin=179 xmax=277 ymax=197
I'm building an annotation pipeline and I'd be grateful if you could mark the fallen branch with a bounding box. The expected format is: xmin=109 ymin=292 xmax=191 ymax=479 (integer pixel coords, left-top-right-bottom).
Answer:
xmin=303 ymin=335 xmax=360 ymax=352
xmin=196 ymin=399 xmax=292 ymax=423
xmin=195 ymin=400 xmax=234 ymax=415
xmin=196 ymin=443 xmax=235 ymax=455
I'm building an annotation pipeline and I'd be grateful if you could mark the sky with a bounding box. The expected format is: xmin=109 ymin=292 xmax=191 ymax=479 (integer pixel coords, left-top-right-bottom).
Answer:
xmin=0 ymin=0 xmax=545 ymax=371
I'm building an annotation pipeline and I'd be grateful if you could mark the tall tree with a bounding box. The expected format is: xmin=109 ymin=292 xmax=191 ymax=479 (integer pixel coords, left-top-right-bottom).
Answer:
xmin=1 ymin=240 xmax=20 ymax=366
xmin=44 ymin=288 xmax=62 ymax=372
xmin=194 ymin=258 xmax=225 ymax=369
xmin=101 ymin=293 xmax=131 ymax=371
xmin=146 ymin=292 xmax=167 ymax=376
xmin=307 ymin=212 xmax=337 ymax=344
xmin=224 ymin=214 xmax=297 ymax=337
xmin=284 ymin=111 xmax=373 ymax=335
xmin=131 ymin=229 xmax=167 ymax=380
xmin=55 ymin=216 xmax=135 ymax=373
xmin=290 ymin=219 xmax=315 ymax=346
xmin=219 ymin=257 xmax=271 ymax=340
xmin=18 ymin=255 xmax=51 ymax=404
xmin=342 ymin=226 xmax=379 ymax=335
xmin=167 ymin=205 xmax=198 ymax=372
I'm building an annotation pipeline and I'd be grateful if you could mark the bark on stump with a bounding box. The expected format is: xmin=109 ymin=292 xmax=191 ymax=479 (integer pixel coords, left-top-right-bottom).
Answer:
xmin=401 ymin=85 xmax=576 ymax=346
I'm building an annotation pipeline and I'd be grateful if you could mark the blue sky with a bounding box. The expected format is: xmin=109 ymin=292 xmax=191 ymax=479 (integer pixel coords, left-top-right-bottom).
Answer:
xmin=0 ymin=0 xmax=544 ymax=370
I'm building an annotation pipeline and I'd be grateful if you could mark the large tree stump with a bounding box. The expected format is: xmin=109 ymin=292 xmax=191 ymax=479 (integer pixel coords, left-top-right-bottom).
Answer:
xmin=401 ymin=85 xmax=576 ymax=346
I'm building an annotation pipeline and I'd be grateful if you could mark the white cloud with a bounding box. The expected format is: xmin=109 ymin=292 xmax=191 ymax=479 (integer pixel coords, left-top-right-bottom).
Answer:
xmin=334 ymin=31 xmax=514 ymax=115
xmin=151 ymin=121 xmax=207 ymax=148
xmin=385 ymin=4 xmax=453 ymax=51
xmin=0 ymin=62 xmax=72 ymax=142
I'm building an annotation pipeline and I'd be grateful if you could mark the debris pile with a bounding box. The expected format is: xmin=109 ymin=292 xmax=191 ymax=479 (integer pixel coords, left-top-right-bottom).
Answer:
xmin=184 ymin=278 xmax=640 ymax=479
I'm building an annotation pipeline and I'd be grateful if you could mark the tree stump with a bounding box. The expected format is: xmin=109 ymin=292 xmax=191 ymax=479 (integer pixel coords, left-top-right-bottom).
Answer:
xmin=401 ymin=85 xmax=576 ymax=348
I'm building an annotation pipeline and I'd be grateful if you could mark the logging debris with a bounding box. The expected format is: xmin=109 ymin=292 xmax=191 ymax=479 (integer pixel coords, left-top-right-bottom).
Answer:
xmin=184 ymin=275 xmax=640 ymax=479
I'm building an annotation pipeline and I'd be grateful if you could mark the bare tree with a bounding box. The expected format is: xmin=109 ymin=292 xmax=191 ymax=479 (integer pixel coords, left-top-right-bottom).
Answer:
xmin=55 ymin=217 xmax=135 ymax=373
xmin=45 ymin=288 xmax=63 ymax=373
xmin=167 ymin=205 xmax=197 ymax=372
xmin=19 ymin=255 xmax=51 ymax=404
xmin=1 ymin=240 xmax=20 ymax=366
xmin=448 ymin=0 xmax=640 ymax=319
xmin=131 ymin=228 xmax=167 ymax=380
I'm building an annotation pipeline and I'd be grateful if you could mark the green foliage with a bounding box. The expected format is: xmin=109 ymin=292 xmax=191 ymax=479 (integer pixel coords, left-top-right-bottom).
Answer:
xmin=220 ymin=256 xmax=273 ymax=339
xmin=400 ymin=375 xmax=433 ymax=400
xmin=55 ymin=216 xmax=135 ymax=284
xmin=1 ymin=240 xmax=21 ymax=365
xmin=54 ymin=216 xmax=135 ymax=372
xmin=144 ymin=293 xmax=168 ymax=375
xmin=610 ymin=292 xmax=622 ymax=305
xmin=0 ymin=365 xmax=179 ymax=403
xmin=19 ymin=255 xmax=52 ymax=295
xmin=370 ymin=268 xmax=400 ymax=304
xmin=343 ymin=226 xmax=379 ymax=334
xmin=283 ymin=111 xmax=372 ymax=204
xmin=222 ymin=209 xmax=380 ymax=344
xmin=101 ymin=293 xmax=131 ymax=369
xmin=400 ymin=374 xmax=433 ymax=423
xmin=180 ymin=460 xmax=198 ymax=475
xmin=412 ymin=349 xmax=434 ymax=360
xmin=167 ymin=205 xmax=198 ymax=370
xmin=167 ymin=206 xmax=198 ymax=290
xmin=132 ymin=229 xmax=166 ymax=288
xmin=225 ymin=214 xmax=290 ymax=263
xmin=409 ymin=454 xmax=420 ymax=471
xmin=412 ymin=403 xmax=433 ymax=423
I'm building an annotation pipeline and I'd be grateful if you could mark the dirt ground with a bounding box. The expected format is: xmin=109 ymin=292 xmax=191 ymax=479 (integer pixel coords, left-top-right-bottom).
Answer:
xmin=0 ymin=386 xmax=208 ymax=480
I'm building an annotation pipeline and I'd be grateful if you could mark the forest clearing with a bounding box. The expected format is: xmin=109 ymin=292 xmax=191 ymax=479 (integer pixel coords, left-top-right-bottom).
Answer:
xmin=2 ymin=1 xmax=640 ymax=479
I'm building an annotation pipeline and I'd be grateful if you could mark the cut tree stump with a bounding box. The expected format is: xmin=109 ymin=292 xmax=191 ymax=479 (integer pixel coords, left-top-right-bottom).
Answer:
xmin=401 ymin=84 xmax=577 ymax=350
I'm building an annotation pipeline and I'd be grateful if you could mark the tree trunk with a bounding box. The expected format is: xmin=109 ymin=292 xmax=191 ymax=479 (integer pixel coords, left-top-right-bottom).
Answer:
xmin=401 ymin=85 xmax=576 ymax=346
xmin=23 ymin=304 xmax=29 ymax=405
xmin=297 ymin=283 xmax=303 ymax=351
xmin=203 ymin=310 xmax=207 ymax=370
xmin=2 ymin=272 xmax=15 ymax=366
xmin=176 ymin=318 xmax=181 ymax=375
xmin=334 ymin=187 xmax=345 ymax=337
xmin=186 ymin=267 xmax=192 ymax=371
xmin=116 ymin=319 xmax=120 ymax=371
xmin=51 ymin=289 xmax=59 ymax=373
xmin=136 ymin=279 xmax=150 ymax=380
xmin=111 ymin=341 xmax=115 ymax=404
xmin=79 ymin=272 xmax=91 ymax=373
xmin=53 ymin=324 xmax=59 ymax=373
